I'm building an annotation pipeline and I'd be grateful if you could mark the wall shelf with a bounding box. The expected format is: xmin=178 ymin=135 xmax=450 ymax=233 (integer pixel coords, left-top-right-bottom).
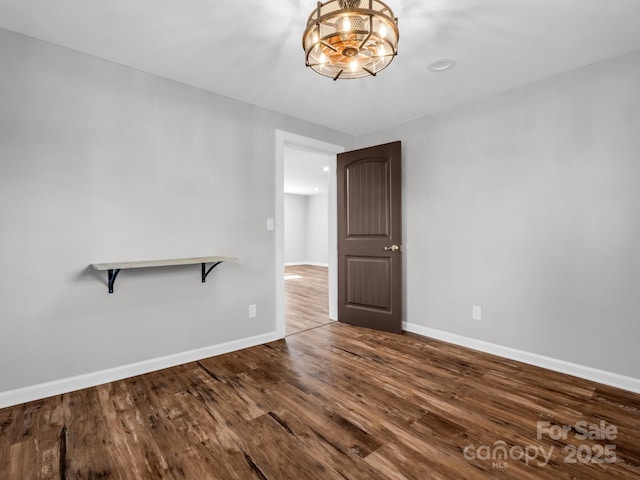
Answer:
xmin=90 ymin=256 xmax=238 ymax=294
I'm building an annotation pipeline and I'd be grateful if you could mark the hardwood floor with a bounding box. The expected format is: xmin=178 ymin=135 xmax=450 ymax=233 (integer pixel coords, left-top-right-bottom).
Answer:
xmin=1 ymin=323 xmax=639 ymax=479
xmin=285 ymin=265 xmax=333 ymax=336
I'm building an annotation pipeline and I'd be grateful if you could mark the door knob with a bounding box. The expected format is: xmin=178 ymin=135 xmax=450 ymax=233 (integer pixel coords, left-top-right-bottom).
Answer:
xmin=384 ymin=245 xmax=400 ymax=252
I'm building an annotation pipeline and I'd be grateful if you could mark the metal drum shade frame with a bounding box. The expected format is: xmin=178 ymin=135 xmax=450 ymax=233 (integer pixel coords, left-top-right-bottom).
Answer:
xmin=303 ymin=0 xmax=399 ymax=80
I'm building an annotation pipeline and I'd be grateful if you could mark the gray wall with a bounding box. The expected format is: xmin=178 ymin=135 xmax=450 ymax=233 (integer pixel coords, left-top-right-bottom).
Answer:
xmin=2 ymin=25 xmax=638 ymax=394
xmin=358 ymin=50 xmax=640 ymax=378
xmin=284 ymin=193 xmax=328 ymax=265
xmin=284 ymin=194 xmax=307 ymax=264
xmin=0 ymin=29 xmax=352 ymax=393
xmin=306 ymin=194 xmax=329 ymax=265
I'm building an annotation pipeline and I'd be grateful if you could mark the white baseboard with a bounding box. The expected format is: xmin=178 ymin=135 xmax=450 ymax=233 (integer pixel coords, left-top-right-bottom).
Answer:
xmin=285 ymin=261 xmax=329 ymax=267
xmin=0 ymin=331 xmax=282 ymax=409
xmin=5 ymin=325 xmax=636 ymax=410
xmin=404 ymin=322 xmax=640 ymax=394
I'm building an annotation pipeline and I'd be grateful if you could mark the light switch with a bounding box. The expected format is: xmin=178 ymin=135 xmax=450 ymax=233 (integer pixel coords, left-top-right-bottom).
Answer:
xmin=266 ymin=218 xmax=274 ymax=231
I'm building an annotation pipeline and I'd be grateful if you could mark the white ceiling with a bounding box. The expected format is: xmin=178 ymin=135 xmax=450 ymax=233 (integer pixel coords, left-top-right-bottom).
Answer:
xmin=1 ymin=0 xmax=640 ymax=135
xmin=284 ymin=146 xmax=331 ymax=196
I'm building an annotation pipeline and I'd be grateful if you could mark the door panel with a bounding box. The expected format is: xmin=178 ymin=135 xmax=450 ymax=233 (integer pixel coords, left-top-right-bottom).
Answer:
xmin=346 ymin=256 xmax=391 ymax=310
xmin=338 ymin=141 xmax=402 ymax=334
xmin=346 ymin=160 xmax=390 ymax=237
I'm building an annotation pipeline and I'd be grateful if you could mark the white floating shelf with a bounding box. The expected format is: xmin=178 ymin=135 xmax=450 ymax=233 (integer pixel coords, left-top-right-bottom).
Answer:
xmin=90 ymin=256 xmax=238 ymax=294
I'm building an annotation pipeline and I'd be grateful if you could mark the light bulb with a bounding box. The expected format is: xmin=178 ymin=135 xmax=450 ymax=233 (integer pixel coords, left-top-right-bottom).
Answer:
xmin=343 ymin=16 xmax=351 ymax=31
xmin=350 ymin=60 xmax=358 ymax=72
xmin=313 ymin=32 xmax=319 ymax=43
xmin=378 ymin=44 xmax=386 ymax=56
xmin=319 ymin=53 xmax=328 ymax=64
xmin=379 ymin=23 xmax=388 ymax=38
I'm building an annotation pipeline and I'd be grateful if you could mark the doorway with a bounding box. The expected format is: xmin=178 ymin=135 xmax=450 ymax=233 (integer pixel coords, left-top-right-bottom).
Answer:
xmin=283 ymin=145 xmax=331 ymax=334
xmin=275 ymin=131 xmax=344 ymax=337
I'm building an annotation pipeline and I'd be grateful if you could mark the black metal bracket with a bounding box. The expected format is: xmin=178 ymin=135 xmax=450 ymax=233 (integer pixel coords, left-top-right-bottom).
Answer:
xmin=103 ymin=262 xmax=225 ymax=293
xmin=108 ymin=269 xmax=121 ymax=294
xmin=201 ymin=262 xmax=223 ymax=283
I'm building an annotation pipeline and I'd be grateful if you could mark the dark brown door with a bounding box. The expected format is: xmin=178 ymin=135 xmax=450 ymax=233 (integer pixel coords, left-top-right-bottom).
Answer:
xmin=337 ymin=141 xmax=402 ymax=334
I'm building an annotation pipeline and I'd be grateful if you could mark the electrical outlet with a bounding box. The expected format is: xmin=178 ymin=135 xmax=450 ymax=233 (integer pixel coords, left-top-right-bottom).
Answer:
xmin=472 ymin=305 xmax=482 ymax=321
xmin=266 ymin=218 xmax=274 ymax=231
xmin=249 ymin=304 xmax=257 ymax=318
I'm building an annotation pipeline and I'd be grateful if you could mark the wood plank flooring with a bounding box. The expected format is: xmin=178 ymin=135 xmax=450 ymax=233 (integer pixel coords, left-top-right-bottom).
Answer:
xmin=285 ymin=265 xmax=333 ymax=335
xmin=1 ymin=322 xmax=639 ymax=479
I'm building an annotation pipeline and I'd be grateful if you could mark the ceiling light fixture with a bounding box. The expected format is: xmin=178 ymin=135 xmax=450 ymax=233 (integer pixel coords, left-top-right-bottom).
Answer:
xmin=303 ymin=0 xmax=399 ymax=80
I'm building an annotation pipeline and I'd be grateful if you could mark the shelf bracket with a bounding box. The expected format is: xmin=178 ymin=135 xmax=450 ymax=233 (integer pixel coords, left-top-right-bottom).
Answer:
xmin=108 ymin=269 xmax=121 ymax=294
xmin=201 ymin=262 xmax=223 ymax=283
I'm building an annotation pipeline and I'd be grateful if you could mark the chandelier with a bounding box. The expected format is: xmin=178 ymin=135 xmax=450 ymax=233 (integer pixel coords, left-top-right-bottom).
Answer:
xmin=302 ymin=0 xmax=399 ymax=80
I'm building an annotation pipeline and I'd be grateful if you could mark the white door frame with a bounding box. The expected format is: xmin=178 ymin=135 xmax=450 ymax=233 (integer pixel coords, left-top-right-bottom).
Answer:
xmin=275 ymin=130 xmax=345 ymax=337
